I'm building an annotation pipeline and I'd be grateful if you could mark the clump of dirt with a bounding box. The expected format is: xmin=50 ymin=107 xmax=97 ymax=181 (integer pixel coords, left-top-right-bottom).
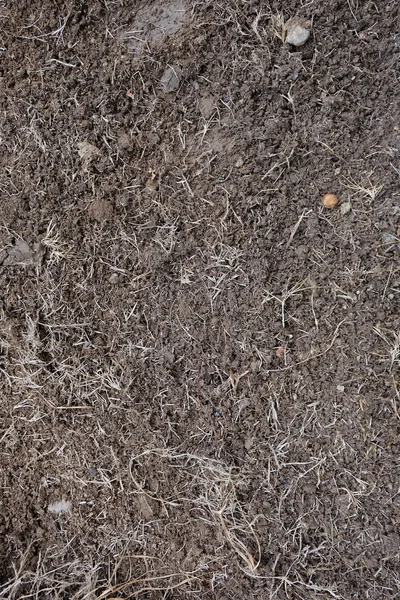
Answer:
xmin=121 ymin=2 xmax=187 ymax=53
xmin=88 ymin=198 xmax=114 ymax=222
xmin=0 ymin=0 xmax=399 ymax=598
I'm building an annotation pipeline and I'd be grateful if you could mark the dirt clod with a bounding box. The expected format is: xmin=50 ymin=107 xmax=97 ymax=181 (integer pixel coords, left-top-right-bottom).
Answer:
xmin=77 ymin=141 xmax=100 ymax=164
xmin=88 ymin=199 xmax=114 ymax=222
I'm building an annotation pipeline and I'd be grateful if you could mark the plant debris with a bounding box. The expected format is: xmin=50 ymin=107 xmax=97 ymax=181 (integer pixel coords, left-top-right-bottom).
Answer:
xmin=0 ymin=1 xmax=398 ymax=598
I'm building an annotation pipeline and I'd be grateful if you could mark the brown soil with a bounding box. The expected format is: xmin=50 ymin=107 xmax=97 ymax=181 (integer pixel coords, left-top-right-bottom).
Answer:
xmin=0 ymin=1 xmax=399 ymax=598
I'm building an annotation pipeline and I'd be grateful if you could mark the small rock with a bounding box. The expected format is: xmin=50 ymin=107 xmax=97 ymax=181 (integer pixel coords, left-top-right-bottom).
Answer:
xmin=160 ymin=64 xmax=181 ymax=92
xmin=48 ymin=500 xmax=71 ymax=514
xmin=336 ymin=385 xmax=345 ymax=393
xmin=285 ymin=17 xmax=311 ymax=47
xmin=340 ymin=201 xmax=352 ymax=215
xmin=235 ymin=156 xmax=244 ymax=168
xmin=109 ymin=273 xmax=119 ymax=284
xmin=250 ymin=359 xmax=261 ymax=373
xmin=3 ymin=238 xmax=34 ymax=266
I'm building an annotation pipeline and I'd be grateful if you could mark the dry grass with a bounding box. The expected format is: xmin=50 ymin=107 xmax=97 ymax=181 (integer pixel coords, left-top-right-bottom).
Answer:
xmin=0 ymin=0 xmax=399 ymax=599
xmin=342 ymin=173 xmax=384 ymax=203
xmin=270 ymin=12 xmax=287 ymax=43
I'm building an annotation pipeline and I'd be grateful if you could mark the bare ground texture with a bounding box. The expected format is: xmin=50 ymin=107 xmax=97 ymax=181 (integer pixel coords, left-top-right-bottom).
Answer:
xmin=0 ymin=0 xmax=399 ymax=598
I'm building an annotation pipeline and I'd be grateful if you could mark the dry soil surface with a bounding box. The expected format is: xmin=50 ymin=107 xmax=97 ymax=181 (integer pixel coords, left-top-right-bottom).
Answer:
xmin=0 ymin=1 xmax=399 ymax=599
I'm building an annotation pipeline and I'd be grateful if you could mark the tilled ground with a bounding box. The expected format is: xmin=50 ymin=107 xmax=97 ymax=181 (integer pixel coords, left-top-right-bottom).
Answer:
xmin=0 ymin=1 xmax=399 ymax=598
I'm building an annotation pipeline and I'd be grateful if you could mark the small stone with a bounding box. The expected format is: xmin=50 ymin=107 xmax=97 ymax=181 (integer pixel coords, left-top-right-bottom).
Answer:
xmin=336 ymin=385 xmax=345 ymax=393
xmin=48 ymin=500 xmax=71 ymax=514
xmin=109 ymin=273 xmax=119 ymax=284
xmin=235 ymin=156 xmax=244 ymax=168
xmin=285 ymin=17 xmax=311 ymax=47
xmin=323 ymin=193 xmax=339 ymax=208
xmin=160 ymin=64 xmax=181 ymax=92
xmin=3 ymin=238 xmax=34 ymax=266
xmin=340 ymin=201 xmax=352 ymax=215
xmin=250 ymin=360 xmax=261 ymax=373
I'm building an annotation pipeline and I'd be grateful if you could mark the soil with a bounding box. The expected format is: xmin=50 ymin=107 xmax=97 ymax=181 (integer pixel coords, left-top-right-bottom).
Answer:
xmin=0 ymin=0 xmax=399 ymax=599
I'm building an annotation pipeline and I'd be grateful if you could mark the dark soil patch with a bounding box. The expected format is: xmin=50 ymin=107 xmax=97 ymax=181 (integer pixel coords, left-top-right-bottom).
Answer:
xmin=0 ymin=0 xmax=399 ymax=598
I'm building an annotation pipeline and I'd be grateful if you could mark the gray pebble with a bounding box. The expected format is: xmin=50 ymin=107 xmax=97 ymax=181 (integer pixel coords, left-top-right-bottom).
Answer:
xmin=340 ymin=201 xmax=352 ymax=215
xmin=160 ymin=65 xmax=182 ymax=92
xmin=286 ymin=17 xmax=311 ymax=47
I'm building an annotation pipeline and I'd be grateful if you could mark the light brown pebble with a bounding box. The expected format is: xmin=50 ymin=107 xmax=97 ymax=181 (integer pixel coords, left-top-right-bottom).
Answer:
xmin=322 ymin=193 xmax=339 ymax=208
